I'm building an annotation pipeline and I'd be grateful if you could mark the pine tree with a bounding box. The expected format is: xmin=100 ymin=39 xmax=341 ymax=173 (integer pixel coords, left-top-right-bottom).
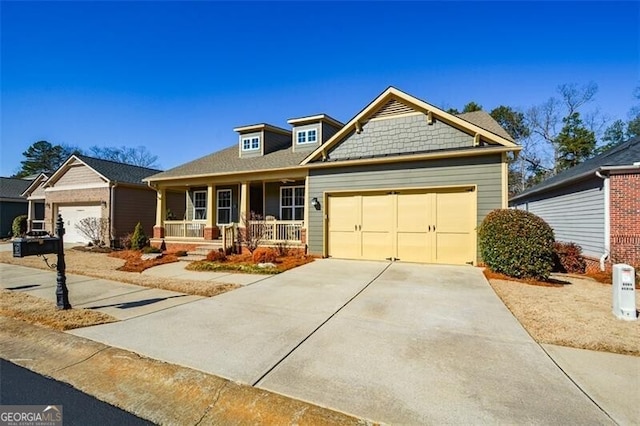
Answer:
xmin=555 ymin=112 xmax=596 ymax=171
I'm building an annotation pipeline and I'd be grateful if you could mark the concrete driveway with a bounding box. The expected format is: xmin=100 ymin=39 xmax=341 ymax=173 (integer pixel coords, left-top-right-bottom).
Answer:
xmin=71 ymin=260 xmax=610 ymax=424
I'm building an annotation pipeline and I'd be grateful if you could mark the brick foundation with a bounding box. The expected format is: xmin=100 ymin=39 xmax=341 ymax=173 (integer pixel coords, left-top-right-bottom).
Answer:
xmin=204 ymin=227 xmax=220 ymax=240
xmin=153 ymin=226 xmax=165 ymax=239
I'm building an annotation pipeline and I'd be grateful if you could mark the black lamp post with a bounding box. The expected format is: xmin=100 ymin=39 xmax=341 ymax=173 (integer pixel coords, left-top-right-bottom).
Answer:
xmin=55 ymin=214 xmax=71 ymax=310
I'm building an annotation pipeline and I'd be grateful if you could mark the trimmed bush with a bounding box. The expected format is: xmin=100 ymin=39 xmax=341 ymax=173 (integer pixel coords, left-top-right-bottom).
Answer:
xmin=175 ymin=250 xmax=188 ymax=257
xmin=142 ymin=246 xmax=162 ymax=254
xmin=206 ymin=249 xmax=227 ymax=262
xmin=478 ymin=209 xmax=555 ymax=280
xmin=12 ymin=215 xmax=27 ymax=237
xmin=131 ymin=222 xmax=147 ymax=250
xmin=553 ymin=241 xmax=586 ymax=273
xmin=252 ymin=247 xmax=278 ymax=264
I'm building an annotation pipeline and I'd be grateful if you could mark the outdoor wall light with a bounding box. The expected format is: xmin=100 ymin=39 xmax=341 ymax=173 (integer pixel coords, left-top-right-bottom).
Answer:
xmin=311 ymin=197 xmax=320 ymax=210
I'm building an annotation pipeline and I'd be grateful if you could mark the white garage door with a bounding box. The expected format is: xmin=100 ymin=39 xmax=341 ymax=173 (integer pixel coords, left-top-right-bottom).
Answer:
xmin=57 ymin=205 xmax=103 ymax=243
xmin=327 ymin=188 xmax=476 ymax=265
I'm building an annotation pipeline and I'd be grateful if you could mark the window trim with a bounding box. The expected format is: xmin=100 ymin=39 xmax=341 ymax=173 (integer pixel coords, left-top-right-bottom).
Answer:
xmin=192 ymin=190 xmax=207 ymax=221
xmin=241 ymin=136 xmax=260 ymax=151
xmin=280 ymin=185 xmax=305 ymax=221
xmin=296 ymin=128 xmax=318 ymax=145
xmin=216 ymin=189 xmax=233 ymax=225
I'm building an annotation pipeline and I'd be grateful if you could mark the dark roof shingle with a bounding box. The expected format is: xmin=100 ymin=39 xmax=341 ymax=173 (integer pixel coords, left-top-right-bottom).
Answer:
xmin=0 ymin=177 xmax=31 ymax=200
xmin=511 ymin=137 xmax=640 ymax=202
xmin=146 ymin=146 xmax=308 ymax=181
xmin=456 ymin=111 xmax=514 ymax=142
xmin=76 ymin=155 xmax=162 ymax=185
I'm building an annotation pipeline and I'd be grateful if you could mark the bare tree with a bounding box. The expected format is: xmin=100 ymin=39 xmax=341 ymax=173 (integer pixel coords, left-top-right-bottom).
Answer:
xmin=75 ymin=217 xmax=109 ymax=246
xmin=239 ymin=211 xmax=266 ymax=254
xmin=88 ymin=145 xmax=159 ymax=168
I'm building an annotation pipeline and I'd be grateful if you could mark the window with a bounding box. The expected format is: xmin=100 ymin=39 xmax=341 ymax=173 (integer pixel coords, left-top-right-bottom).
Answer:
xmin=217 ymin=189 xmax=232 ymax=224
xmin=296 ymin=129 xmax=318 ymax=144
xmin=280 ymin=186 xmax=305 ymax=220
xmin=193 ymin=191 xmax=207 ymax=220
xmin=242 ymin=136 xmax=260 ymax=151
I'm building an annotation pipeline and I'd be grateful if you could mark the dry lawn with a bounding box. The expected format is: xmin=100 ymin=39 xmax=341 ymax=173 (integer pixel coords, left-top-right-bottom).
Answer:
xmin=0 ymin=290 xmax=117 ymax=330
xmin=488 ymin=274 xmax=640 ymax=356
xmin=0 ymin=249 xmax=239 ymax=297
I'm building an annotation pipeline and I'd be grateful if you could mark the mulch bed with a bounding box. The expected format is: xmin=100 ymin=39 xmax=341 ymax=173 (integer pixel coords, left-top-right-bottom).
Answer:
xmin=482 ymin=269 xmax=568 ymax=287
xmin=109 ymin=250 xmax=179 ymax=272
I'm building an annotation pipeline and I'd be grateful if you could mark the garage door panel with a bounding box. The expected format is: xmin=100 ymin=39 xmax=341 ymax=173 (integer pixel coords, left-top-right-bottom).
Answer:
xmin=361 ymin=232 xmax=392 ymax=260
xmin=361 ymin=195 xmax=393 ymax=232
xmin=58 ymin=205 xmax=102 ymax=244
xmin=435 ymin=191 xmax=472 ymax=232
xmin=396 ymin=232 xmax=430 ymax=263
xmin=397 ymin=193 xmax=429 ymax=232
xmin=435 ymin=233 xmax=473 ymax=265
xmin=328 ymin=232 xmax=360 ymax=259
xmin=328 ymin=196 xmax=358 ymax=232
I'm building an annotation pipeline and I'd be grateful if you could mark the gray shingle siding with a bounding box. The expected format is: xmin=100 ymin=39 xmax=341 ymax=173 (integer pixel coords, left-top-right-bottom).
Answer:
xmin=307 ymin=154 xmax=503 ymax=255
xmin=512 ymin=177 xmax=605 ymax=258
xmin=326 ymin=114 xmax=473 ymax=161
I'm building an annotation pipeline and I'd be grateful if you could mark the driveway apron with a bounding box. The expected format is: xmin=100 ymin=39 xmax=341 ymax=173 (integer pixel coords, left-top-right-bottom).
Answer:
xmin=70 ymin=260 xmax=610 ymax=424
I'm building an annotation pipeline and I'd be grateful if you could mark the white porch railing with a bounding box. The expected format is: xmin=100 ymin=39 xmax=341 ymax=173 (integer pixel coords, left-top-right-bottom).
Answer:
xmin=31 ymin=220 xmax=46 ymax=231
xmin=249 ymin=220 xmax=304 ymax=243
xmin=164 ymin=220 xmax=206 ymax=238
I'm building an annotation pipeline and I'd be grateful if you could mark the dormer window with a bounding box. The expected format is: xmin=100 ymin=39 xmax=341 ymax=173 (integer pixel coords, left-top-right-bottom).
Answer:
xmin=296 ymin=129 xmax=317 ymax=144
xmin=242 ymin=136 xmax=260 ymax=151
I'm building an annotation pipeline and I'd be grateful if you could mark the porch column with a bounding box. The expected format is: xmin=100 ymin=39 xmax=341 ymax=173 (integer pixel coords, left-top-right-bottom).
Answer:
xmin=239 ymin=182 xmax=249 ymax=222
xmin=204 ymin=183 xmax=218 ymax=240
xmin=27 ymin=199 xmax=34 ymax=232
xmin=153 ymin=187 xmax=166 ymax=239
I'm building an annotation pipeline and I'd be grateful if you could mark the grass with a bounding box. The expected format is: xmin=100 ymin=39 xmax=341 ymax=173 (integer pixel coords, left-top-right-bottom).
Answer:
xmin=187 ymin=252 xmax=314 ymax=274
xmin=486 ymin=270 xmax=640 ymax=356
xmin=0 ymin=289 xmax=118 ymax=331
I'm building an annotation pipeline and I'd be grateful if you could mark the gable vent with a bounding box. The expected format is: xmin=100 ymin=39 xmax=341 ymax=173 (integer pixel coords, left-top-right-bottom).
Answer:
xmin=370 ymin=98 xmax=416 ymax=119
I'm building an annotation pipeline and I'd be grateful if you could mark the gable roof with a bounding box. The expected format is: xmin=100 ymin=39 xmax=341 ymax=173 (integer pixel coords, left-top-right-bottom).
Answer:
xmin=0 ymin=177 xmax=31 ymax=201
xmin=456 ymin=111 xmax=514 ymax=141
xmin=21 ymin=173 xmax=49 ymax=197
xmin=300 ymin=86 xmax=518 ymax=165
xmin=511 ymin=137 xmax=640 ymax=202
xmin=145 ymin=146 xmax=308 ymax=182
xmin=46 ymin=155 xmax=163 ymax=187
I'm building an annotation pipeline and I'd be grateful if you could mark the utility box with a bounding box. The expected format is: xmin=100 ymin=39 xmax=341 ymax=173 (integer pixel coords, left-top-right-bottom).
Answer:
xmin=612 ymin=264 xmax=637 ymax=321
xmin=12 ymin=237 xmax=60 ymax=258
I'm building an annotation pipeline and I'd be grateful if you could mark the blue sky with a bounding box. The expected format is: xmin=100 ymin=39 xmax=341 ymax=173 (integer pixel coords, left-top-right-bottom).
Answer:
xmin=1 ymin=1 xmax=638 ymax=176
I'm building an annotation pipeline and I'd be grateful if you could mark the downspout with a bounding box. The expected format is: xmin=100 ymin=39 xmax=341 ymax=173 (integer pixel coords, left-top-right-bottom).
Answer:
xmin=110 ymin=182 xmax=118 ymax=247
xmin=595 ymin=170 xmax=610 ymax=271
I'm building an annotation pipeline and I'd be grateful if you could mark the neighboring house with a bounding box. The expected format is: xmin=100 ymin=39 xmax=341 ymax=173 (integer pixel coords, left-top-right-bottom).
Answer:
xmin=0 ymin=177 xmax=31 ymax=238
xmin=22 ymin=155 xmax=162 ymax=245
xmin=510 ymin=137 xmax=640 ymax=271
xmin=146 ymin=87 xmax=519 ymax=265
xmin=21 ymin=173 xmax=49 ymax=233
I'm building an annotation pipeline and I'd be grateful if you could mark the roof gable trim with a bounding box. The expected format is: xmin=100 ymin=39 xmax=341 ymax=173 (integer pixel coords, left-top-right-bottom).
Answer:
xmin=300 ymin=87 xmax=517 ymax=165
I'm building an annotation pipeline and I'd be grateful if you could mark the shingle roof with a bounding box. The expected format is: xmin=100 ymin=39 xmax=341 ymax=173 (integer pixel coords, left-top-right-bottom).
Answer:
xmin=511 ymin=137 xmax=640 ymax=202
xmin=146 ymin=146 xmax=308 ymax=181
xmin=75 ymin=155 xmax=163 ymax=185
xmin=0 ymin=177 xmax=31 ymax=200
xmin=456 ymin=111 xmax=514 ymax=142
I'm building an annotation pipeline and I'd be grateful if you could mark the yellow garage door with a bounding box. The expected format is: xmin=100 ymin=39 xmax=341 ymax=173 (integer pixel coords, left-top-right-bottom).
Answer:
xmin=327 ymin=189 xmax=475 ymax=265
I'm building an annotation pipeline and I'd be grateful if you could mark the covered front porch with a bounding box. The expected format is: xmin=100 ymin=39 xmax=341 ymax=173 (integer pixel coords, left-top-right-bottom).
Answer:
xmin=151 ymin=173 xmax=309 ymax=250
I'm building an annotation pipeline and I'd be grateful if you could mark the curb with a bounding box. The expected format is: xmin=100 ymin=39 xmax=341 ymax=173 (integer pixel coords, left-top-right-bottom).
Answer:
xmin=0 ymin=317 xmax=372 ymax=425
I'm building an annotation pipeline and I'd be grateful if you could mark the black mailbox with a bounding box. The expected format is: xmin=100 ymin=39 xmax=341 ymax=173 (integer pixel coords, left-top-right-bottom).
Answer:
xmin=13 ymin=237 xmax=60 ymax=258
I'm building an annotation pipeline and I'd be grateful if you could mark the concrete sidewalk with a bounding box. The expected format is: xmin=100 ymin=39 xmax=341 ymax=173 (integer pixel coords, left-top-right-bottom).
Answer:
xmin=141 ymin=261 xmax=269 ymax=286
xmin=0 ymin=263 xmax=203 ymax=320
